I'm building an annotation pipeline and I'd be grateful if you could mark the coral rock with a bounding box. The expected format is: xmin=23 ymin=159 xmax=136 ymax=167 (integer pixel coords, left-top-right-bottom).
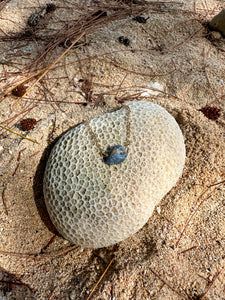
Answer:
xmin=43 ymin=101 xmax=185 ymax=248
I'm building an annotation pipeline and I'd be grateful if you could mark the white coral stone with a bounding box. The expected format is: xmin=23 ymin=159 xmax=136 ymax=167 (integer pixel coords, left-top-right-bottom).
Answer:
xmin=43 ymin=101 xmax=185 ymax=248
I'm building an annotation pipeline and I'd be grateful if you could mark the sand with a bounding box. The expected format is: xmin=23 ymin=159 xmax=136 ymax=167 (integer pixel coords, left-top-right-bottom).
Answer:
xmin=0 ymin=0 xmax=224 ymax=299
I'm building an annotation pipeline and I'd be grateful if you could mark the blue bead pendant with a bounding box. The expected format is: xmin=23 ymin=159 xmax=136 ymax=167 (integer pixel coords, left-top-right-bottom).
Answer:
xmin=104 ymin=145 xmax=127 ymax=165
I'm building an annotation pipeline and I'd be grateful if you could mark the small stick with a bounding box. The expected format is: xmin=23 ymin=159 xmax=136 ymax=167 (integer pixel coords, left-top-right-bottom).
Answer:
xmin=159 ymin=212 xmax=181 ymax=233
xmin=86 ymin=257 xmax=114 ymax=300
xmin=12 ymin=163 xmax=20 ymax=177
xmin=1 ymin=185 xmax=8 ymax=215
xmin=175 ymin=180 xmax=225 ymax=247
xmin=207 ymin=179 xmax=225 ymax=188
xmin=0 ymin=125 xmax=38 ymax=144
xmin=0 ymin=279 xmax=35 ymax=292
xmin=29 ymin=150 xmax=40 ymax=158
xmin=13 ymin=31 xmax=86 ymax=107
xmin=42 ymin=235 xmax=56 ymax=251
xmin=199 ymin=268 xmax=223 ymax=298
xmin=114 ymin=73 xmax=128 ymax=99
xmin=175 ymin=194 xmax=212 ymax=247
xmin=178 ymin=245 xmax=197 ymax=255
xmin=48 ymin=286 xmax=59 ymax=300
xmin=17 ymin=147 xmax=27 ymax=161
xmin=149 ymin=267 xmax=188 ymax=298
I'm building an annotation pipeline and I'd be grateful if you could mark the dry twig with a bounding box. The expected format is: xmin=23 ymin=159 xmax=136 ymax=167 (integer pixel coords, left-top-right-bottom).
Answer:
xmin=86 ymin=257 xmax=114 ymax=300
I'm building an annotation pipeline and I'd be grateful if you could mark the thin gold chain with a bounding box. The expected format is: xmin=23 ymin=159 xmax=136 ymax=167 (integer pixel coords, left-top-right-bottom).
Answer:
xmin=85 ymin=105 xmax=131 ymax=158
xmin=85 ymin=120 xmax=107 ymax=157
xmin=123 ymin=105 xmax=131 ymax=151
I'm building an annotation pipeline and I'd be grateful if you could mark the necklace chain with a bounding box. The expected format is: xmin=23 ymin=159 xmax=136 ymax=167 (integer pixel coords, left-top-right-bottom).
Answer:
xmin=85 ymin=105 xmax=131 ymax=158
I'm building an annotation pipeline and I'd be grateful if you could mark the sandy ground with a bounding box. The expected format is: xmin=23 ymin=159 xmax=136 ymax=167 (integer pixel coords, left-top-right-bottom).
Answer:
xmin=0 ymin=0 xmax=225 ymax=299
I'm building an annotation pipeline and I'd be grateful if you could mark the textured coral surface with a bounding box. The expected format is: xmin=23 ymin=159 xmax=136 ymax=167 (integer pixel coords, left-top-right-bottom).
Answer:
xmin=44 ymin=101 xmax=185 ymax=248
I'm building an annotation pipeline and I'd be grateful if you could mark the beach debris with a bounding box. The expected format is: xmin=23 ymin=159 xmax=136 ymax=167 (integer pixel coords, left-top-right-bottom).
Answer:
xmin=27 ymin=3 xmax=56 ymax=27
xmin=133 ymin=16 xmax=149 ymax=23
xmin=11 ymin=84 xmax=27 ymax=97
xmin=199 ymin=105 xmax=221 ymax=121
xmin=20 ymin=118 xmax=37 ymax=131
xmin=118 ymin=36 xmax=130 ymax=46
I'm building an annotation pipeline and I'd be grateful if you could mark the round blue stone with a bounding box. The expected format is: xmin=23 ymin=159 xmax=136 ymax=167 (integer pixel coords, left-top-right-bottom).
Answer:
xmin=104 ymin=145 xmax=127 ymax=165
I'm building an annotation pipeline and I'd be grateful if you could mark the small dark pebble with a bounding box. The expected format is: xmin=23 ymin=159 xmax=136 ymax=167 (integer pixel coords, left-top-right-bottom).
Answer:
xmin=12 ymin=84 xmax=27 ymax=97
xmin=20 ymin=118 xmax=37 ymax=131
xmin=27 ymin=13 xmax=40 ymax=27
xmin=133 ymin=16 xmax=148 ymax=23
xmin=198 ymin=105 xmax=221 ymax=121
xmin=45 ymin=3 xmax=57 ymax=13
xmin=118 ymin=36 xmax=130 ymax=46
xmin=208 ymin=9 xmax=225 ymax=37
xmin=158 ymin=44 xmax=165 ymax=52
xmin=22 ymin=29 xmax=33 ymax=37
